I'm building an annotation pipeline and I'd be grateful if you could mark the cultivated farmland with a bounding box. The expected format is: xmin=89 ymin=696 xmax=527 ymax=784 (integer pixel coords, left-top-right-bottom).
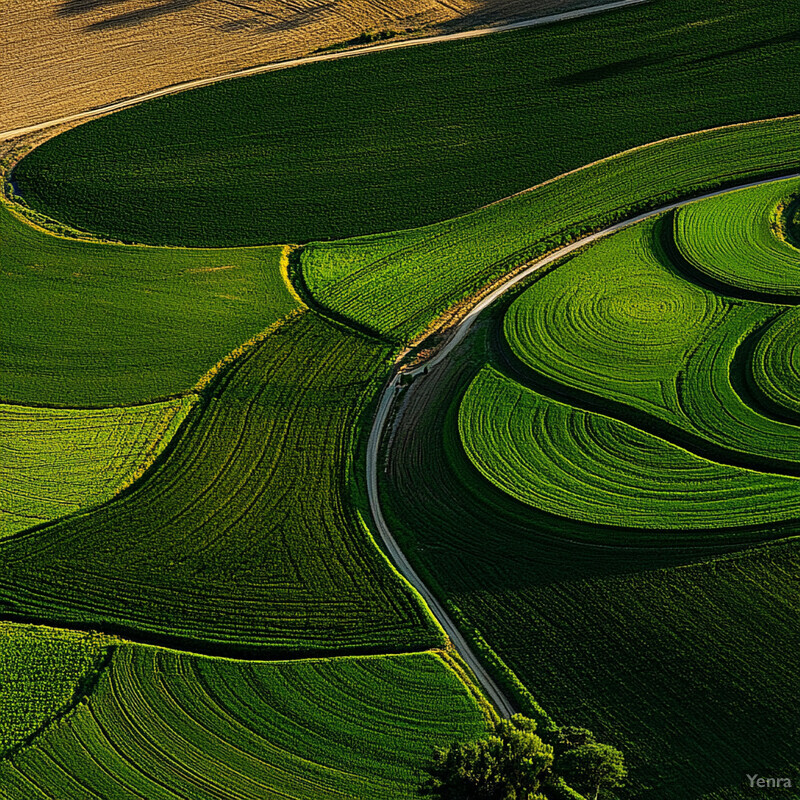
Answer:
xmin=0 ymin=312 xmax=441 ymax=656
xmin=381 ymin=175 xmax=800 ymax=797
xmin=303 ymin=119 xmax=800 ymax=342
xmin=12 ymin=0 xmax=800 ymax=246
xmin=0 ymin=644 xmax=489 ymax=799
xmin=459 ymin=366 xmax=800 ymax=531
xmin=0 ymin=397 xmax=195 ymax=538
xmin=0 ymin=623 xmax=109 ymax=757
xmin=0 ymin=0 xmax=594 ymax=132
xmin=0 ymin=202 xmax=297 ymax=406
xmin=675 ymin=180 xmax=800 ymax=297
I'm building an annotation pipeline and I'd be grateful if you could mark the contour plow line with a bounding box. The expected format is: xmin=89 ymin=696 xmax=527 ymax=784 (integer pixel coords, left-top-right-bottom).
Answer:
xmin=367 ymin=169 xmax=800 ymax=719
xmin=0 ymin=0 xmax=647 ymax=143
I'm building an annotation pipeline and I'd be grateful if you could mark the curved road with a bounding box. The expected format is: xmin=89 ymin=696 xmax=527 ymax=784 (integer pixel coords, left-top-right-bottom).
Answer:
xmin=0 ymin=0 xmax=646 ymax=143
xmin=366 ymin=169 xmax=800 ymax=718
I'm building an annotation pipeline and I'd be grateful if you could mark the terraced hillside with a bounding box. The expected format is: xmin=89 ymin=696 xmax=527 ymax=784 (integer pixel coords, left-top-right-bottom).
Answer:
xmin=13 ymin=0 xmax=800 ymax=245
xmin=0 ymin=634 xmax=489 ymax=799
xmin=381 ymin=176 xmax=800 ymax=798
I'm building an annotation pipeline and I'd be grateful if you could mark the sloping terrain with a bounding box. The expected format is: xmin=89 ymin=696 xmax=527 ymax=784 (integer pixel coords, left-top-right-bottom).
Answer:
xmin=380 ymin=176 xmax=800 ymax=798
xmin=13 ymin=0 xmax=800 ymax=246
xmin=0 ymin=633 xmax=489 ymax=799
xmin=0 ymin=397 xmax=194 ymax=537
xmin=0 ymin=312 xmax=442 ymax=656
xmin=0 ymin=202 xmax=297 ymax=405
xmin=0 ymin=0 xmax=596 ymax=132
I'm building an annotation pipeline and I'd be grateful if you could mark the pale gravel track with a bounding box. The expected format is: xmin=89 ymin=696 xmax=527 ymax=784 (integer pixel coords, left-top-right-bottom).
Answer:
xmin=366 ymin=170 xmax=800 ymax=718
xmin=0 ymin=0 xmax=647 ymax=143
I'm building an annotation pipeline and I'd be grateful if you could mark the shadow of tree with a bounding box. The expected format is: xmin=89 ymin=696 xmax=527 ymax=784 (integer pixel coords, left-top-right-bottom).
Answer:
xmin=217 ymin=2 xmax=340 ymax=36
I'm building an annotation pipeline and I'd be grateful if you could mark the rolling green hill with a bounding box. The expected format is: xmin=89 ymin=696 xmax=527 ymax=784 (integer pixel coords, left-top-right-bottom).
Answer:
xmin=0 ymin=202 xmax=297 ymax=406
xmin=13 ymin=0 xmax=800 ymax=247
xmin=0 ymin=643 xmax=489 ymax=800
xmin=0 ymin=312 xmax=441 ymax=656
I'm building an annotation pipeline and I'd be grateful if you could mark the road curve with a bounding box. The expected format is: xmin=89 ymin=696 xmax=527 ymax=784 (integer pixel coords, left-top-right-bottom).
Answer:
xmin=0 ymin=0 xmax=647 ymax=143
xmin=366 ymin=169 xmax=800 ymax=718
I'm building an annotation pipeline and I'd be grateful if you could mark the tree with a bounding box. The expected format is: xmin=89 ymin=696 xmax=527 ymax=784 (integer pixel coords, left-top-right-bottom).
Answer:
xmin=421 ymin=714 xmax=553 ymax=799
xmin=557 ymin=742 xmax=627 ymax=800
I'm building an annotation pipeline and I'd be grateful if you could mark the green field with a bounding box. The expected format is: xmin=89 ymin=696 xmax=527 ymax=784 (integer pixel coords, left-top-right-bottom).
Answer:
xmin=379 ymin=174 xmax=800 ymax=798
xmin=751 ymin=307 xmax=800 ymax=419
xmin=303 ymin=116 xmax=800 ymax=342
xmin=0 ymin=202 xmax=297 ymax=405
xmin=0 ymin=397 xmax=194 ymax=537
xmin=381 ymin=322 xmax=800 ymax=799
xmin=0 ymin=311 xmax=441 ymax=655
xmin=503 ymin=218 xmax=800 ymax=470
xmin=459 ymin=366 xmax=800 ymax=532
xmin=0 ymin=644 xmax=489 ymax=799
xmin=12 ymin=0 xmax=800 ymax=247
xmin=0 ymin=623 xmax=109 ymax=757
xmin=674 ymin=179 xmax=800 ymax=297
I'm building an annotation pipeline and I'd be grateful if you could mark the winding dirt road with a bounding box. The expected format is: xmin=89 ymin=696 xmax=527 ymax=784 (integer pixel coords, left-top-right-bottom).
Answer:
xmin=0 ymin=0 xmax=646 ymax=143
xmin=366 ymin=169 xmax=800 ymax=718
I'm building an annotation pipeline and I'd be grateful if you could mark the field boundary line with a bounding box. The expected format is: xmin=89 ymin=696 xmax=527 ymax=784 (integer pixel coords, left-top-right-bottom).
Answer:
xmin=367 ymin=169 xmax=800 ymax=719
xmin=0 ymin=0 xmax=646 ymax=143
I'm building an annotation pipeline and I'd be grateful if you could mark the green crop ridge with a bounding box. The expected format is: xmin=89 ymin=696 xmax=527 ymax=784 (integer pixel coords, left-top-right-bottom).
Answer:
xmin=675 ymin=179 xmax=800 ymax=296
xmin=0 ymin=645 xmax=488 ymax=799
xmin=12 ymin=0 xmax=800 ymax=247
xmin=504 ymin=217 xmax=800 ymax=471
xmin=460 ymin=366 xmax=800 ymax=532
xmin=0 ymin=312 xmax=441 ymax=656
xmin=0 ymin=397 xmax=195 ymax=538
xmin=380 ymin=311 xmax=800 ymax=799
xmin=0 ymin=202 xmax=298 ymax=406
xmin=0 ymin=623 xmax=109 ymax=757
xmin=303 ymin=116 xmax=800 ymax=342
xmin=751 ymin=308 xmax=800 ymax=418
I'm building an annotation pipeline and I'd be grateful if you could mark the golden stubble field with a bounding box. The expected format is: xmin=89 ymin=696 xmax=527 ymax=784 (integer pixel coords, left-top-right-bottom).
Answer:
xmin=1 ymin=0 xmax=595 ymax=132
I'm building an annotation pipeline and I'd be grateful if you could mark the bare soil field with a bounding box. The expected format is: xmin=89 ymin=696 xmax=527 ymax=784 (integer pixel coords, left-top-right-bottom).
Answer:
xmin=1 ymin=0 xmax=598 ymax=131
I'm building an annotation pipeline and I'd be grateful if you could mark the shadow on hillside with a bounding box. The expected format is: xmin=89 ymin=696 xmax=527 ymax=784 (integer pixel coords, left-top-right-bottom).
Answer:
xmin=217 ymin=2 xmax=339 ymax=36
xmin=58 ymin=0 xmax=204 ymax=30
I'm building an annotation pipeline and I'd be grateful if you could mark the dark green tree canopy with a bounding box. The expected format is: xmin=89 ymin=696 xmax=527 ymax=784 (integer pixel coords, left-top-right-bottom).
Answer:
xmin=421 ymin=714 xmax=553 ymax=800
xmin=557 ymin=742 xmax=627 ymax=800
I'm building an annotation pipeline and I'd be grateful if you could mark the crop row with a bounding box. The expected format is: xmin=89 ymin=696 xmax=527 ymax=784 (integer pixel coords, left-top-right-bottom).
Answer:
xmin=503 ymin=217 xmax=800 ymax=471
xmin=0 ymin=396 xmax=194 ymax=538
xmin=0 ymin=201 xmax=297 ymax=406
xmin=303 ymin=115 xmax=800 ymax=342
xmin=674 ymin=179 xmax=800 ymax=297
xmin=0 ymin=622 xmax=109 ymax=757
xmin=12 ymin=0 xmax=800 ymax=247
xmin=751 ymin=308 xmax=800 ymax=419
xmin=459 ymin=366 xmax=800 ymax=532
xmin=0 ymin=311 xmax=442 ymax=655
xmin=0 ymin=644 xmax=488 ymax=799
xmin=380 ymin=324 xmax=800 ymax=799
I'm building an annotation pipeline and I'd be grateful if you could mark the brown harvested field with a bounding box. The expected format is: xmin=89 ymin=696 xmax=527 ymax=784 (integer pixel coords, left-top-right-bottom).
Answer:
xmin=1 ymin=0 xmax=600 ymax=131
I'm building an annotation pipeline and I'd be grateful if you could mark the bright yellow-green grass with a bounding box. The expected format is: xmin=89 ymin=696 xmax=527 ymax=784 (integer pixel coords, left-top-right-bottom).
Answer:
xmin=0 ymin=645 xmax=489 ymax=799
xmin=504 ymin=218 xmax=800 ymax=470
xmin=0 ymin=397 xmax=195 ymax=537
xmin=752 ymin=307 xmax=800 ymax=418
xmin=302 ymin=115 xmax=800 ymax=342
xmin=0 ymin=202 xmax=299 ymax=406
xmin=460 ymin=366 xmax=800 ymax=532
xmin=675 ymin=178 xmax=800 ymax=296
xmin=0 ymin=623 xmax=109 ymax=757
